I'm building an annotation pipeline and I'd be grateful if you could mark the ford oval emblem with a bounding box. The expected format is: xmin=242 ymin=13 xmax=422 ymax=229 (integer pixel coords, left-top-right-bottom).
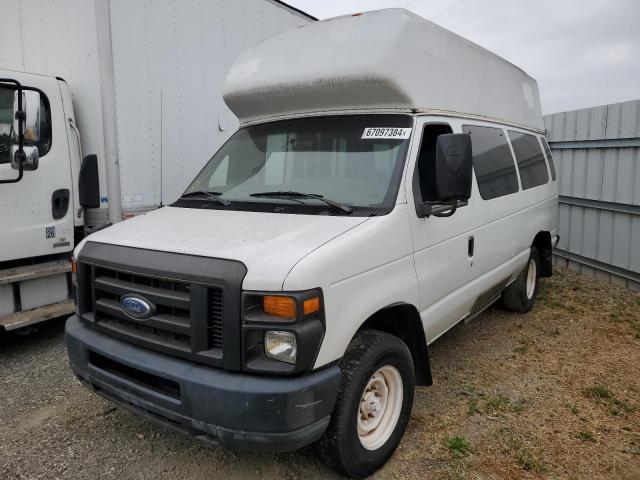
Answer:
xmin=120 ymin=294 xmax=155 ymax=319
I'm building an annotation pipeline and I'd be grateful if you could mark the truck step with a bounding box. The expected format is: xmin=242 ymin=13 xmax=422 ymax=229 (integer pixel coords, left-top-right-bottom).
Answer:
xmin=0 ymin=260 xmax=71 ymax=286
xmin=0 ymin=300 xmax=75 ymax=331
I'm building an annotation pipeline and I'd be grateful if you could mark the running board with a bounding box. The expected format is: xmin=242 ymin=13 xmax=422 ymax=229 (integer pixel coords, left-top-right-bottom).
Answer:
xmin=0 ymin=260 xmax=71 ymax=285
xmin=0 ymin=300 xmax=75 ymax=331
xmin=463 ymin=279 xmax=508 ymax=324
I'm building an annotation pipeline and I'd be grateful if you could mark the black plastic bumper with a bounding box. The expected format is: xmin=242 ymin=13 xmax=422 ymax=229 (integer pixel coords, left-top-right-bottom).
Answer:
xmin=65 ymin=315 xmax=341 ymax=452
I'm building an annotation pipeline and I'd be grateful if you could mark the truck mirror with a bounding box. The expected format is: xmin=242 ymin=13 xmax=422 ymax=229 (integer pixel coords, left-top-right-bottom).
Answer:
xmin=10 ymin=144 xmax=39 ymax=171
xmin=10 ymin=89 xmax=42 ymax=171
xmin=13 ymin=89 xmax=43 ymax=143
xmin=417 ymin=133 xmax=472 ymax=218
xmin=434 ymin=133 xmax=472 ymax=201
xmin=79 ymin=154 xmax=100 ymax=208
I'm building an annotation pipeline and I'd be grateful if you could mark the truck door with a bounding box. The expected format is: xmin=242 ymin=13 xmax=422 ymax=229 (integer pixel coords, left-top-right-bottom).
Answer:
xmin=406 ymin=119 xmax=480 ymax=342
xmin=0 ymin=71 xmax=75 ymax=263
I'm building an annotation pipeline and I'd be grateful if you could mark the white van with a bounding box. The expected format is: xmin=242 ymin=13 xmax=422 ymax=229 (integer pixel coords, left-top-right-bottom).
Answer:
xmin=65 ymin=9 xmax=558 ymax=478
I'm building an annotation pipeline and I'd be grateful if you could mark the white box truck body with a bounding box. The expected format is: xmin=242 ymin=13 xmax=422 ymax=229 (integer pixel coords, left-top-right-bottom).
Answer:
xmin=0 ymin=0 xmax=313 ymax=330
xmin=65 ymin=9 xmax=559 ymax=477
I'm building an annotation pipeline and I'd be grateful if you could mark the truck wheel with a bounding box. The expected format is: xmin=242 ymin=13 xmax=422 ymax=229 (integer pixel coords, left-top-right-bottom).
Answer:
xmin=502 ymin=246 xmax=540 ymax=312
xmin=318 ymin=329 xmax=415 ymax=478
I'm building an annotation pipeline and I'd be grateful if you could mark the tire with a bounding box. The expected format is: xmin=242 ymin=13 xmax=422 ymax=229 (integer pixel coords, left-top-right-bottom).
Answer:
xmin=317 ymin=329 xmax=415 ymax=478
xmin=502 ymin=246 xmax=540 ymax=313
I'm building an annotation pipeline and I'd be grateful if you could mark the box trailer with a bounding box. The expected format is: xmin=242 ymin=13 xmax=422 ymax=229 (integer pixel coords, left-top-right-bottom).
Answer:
xmin=0 ymin=0 xmax=313 ymax=331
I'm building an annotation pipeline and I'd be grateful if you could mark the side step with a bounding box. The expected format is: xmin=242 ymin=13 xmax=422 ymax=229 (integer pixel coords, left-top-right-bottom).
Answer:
xmin=0 ymin=300 xmax=75 ymax=331
xmin=464 ymin=279 xmax=508 ymax=324
xmin=0 ymin=260 xmax=71 ymax=285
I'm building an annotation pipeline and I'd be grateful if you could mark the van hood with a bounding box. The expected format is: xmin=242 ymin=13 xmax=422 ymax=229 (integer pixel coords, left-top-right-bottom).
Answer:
xmin=77 ymin=206 xmax=370 ymax=290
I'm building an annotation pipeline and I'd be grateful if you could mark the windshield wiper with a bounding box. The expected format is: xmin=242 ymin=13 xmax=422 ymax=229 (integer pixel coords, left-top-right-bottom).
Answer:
xmin=180 ymin=190 xmax=231 ymax=206
xmin=250 ymin=191 xmax=352 ymax=213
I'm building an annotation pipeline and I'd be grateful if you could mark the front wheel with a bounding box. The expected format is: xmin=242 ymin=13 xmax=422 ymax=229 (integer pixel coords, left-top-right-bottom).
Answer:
xmin=502 ymin=246 xmax=540 ymax=312
xmin=318 ymin=329 xmax=415 ymax=478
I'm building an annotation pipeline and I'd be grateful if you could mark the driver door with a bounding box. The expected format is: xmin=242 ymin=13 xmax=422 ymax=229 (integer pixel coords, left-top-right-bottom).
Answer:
xmin=406 ymin=117 xmax=481 ymax=342
xmin=0 ymin=71 xmax=75 ymax=262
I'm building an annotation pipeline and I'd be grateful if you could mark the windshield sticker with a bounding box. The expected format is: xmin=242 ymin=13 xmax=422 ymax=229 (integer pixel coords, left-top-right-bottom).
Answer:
xmin=362 ymin=127 xmax=412 ymax=140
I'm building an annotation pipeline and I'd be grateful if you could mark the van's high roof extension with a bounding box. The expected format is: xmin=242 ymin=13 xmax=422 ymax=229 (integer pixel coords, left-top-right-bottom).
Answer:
xmin=224 ymin=9 xmax=544 ymax=131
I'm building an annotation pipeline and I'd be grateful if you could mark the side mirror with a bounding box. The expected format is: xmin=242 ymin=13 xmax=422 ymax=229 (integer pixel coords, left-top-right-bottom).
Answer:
xmin=10 ymin=144 xmax=39 ymax=171
xmin=14 ymin=90 xmax=42 ymax=144
xmin=417 ymin=133 xmax=472 ymax=217
xmin=79 ymin=154 xmax=100 ymax=208
xmin=10 ymin=89 xmax=42 ymax=171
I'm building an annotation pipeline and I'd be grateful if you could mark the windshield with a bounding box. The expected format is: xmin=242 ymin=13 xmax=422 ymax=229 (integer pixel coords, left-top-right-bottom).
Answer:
xmin=179 ymin=115 xmax=413 ymax=215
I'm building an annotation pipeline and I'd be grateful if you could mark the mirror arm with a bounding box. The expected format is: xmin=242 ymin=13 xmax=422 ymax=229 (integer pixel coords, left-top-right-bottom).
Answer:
xmin=418 ymin=199 xmax=468 ymax=218
xmin=0 ymin=78 xmax=25 ymax=184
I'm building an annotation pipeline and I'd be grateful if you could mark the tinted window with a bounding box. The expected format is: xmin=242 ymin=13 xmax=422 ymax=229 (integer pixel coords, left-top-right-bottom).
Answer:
xmin=540 ymin=137 xmax=556 ymax=181
xmin=508 ymin=131 xmax=549 ymax=189
xmin=416 ymin=124 xmax=453 ymax=202
xmin=0 ymin=86 xmax=52 ymax=164
xmin=463 ymin=125 xmax=519 ymax=200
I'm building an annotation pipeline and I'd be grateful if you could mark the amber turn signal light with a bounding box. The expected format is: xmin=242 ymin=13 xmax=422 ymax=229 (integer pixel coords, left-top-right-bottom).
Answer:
xmin=263 ymin=296 xmax=296 ymax=319
xmin=71 ymin=258 xmax=77 ymax=273
xmin=303 ymin=297 xmax=320 ymax=315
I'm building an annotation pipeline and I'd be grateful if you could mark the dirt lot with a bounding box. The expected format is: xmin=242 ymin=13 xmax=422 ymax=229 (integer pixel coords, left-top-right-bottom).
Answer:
xmin=1 ymin=268 xmax=639 ymax=479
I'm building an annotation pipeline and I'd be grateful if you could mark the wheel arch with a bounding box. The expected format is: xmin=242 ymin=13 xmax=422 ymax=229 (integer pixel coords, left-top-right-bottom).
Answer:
xmin=532 ymin=231 xmax=553 ymax=277
xmin=356 ymin=303 xmax=432 ymax=386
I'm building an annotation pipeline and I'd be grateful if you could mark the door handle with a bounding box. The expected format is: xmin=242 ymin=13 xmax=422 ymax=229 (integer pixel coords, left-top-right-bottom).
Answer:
xmin=52 ymin=189 xmax=70 ymax=220
xmin=468 ymin=235 xmax=475 ymax=258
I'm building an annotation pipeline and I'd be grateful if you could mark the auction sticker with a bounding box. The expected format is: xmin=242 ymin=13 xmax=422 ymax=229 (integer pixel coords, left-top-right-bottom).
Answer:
xmin=362 ymin=127 xmax=412 ymax=139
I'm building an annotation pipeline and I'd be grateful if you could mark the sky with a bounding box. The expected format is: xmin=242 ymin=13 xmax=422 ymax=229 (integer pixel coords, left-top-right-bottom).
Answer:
xmin=286 ymin=0 xmax=640 ymax=114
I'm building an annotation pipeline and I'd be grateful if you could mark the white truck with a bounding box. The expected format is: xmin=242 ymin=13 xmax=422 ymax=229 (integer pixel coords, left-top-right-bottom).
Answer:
xmin=0 ymin=0 xmax=313 ymax=331
xmin=66 ymin=9 xmax=558 ymax=477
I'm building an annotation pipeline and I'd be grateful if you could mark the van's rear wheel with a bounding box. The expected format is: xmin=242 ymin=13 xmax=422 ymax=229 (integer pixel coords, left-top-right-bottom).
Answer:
xmin=502 ymin=246 xmax=540 ymax=312
xmin=318 ymin=329 xmax=415 ymax=478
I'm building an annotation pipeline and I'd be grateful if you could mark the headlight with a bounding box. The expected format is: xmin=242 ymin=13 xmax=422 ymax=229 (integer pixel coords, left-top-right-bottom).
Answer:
xmin=242 ymin=289 xmax=325 ymax=374
xmin=264 ymin=330 xmax=297 ymax=364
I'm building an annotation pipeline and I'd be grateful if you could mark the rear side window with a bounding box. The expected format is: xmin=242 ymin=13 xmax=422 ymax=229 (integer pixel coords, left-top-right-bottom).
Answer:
xmin=463 ymin=125 xmax=519 ymax=200
xmin=540 ymin=137 xmax=556 ymax=181
xmin=508 ymin=131 xmax=549 ymax=189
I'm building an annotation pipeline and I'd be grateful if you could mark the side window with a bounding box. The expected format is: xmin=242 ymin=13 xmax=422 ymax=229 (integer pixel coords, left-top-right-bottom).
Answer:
xmin=508 ymin=130 xmax=549 ymax=189
xmin=415 ymin=124 xmax=453 ymax=201
xmin=0 ymin=85 xmax=52 ymax=165
xmin=540 ymin=137 xmax=556 ymax=181
xmin=462 ymin=125 xmax=519 ymax=200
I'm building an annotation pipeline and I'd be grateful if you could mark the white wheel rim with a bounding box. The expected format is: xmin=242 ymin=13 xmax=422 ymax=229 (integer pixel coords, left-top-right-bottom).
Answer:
xmin=526 ymin=258 xmax=537 ymax=299
xmin=357 ymin=365 xmax=403 ymax=451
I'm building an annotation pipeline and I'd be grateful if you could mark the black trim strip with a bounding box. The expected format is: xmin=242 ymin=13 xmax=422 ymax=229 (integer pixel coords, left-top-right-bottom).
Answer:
xmin=270 ymin=0 xmax=318 ymax=21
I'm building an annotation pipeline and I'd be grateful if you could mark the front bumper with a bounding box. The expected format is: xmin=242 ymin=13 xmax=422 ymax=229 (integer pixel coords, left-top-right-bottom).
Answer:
xmin=65 ymin=315 xmax=341 ymax=452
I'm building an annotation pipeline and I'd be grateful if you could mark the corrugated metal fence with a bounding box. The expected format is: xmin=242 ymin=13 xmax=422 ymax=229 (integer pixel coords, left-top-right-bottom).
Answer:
xmin=544 ymin=99 xmax=640 ymax=291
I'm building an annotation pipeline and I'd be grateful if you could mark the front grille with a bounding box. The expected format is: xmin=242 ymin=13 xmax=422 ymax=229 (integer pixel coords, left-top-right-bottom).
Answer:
xmin=75 ymin=242 xmax=247 ymax=371
xmin=80 ymin=264 xmax=225 ymax=364
xmin=208 ymin=289 xmax=224 ymax=349
xmin=93 ymin=267 xmax=194 ymax=351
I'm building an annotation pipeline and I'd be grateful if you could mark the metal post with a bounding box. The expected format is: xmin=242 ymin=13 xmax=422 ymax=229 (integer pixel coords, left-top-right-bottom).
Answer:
xmin=94 ymin=0 xmax=122 ymax=224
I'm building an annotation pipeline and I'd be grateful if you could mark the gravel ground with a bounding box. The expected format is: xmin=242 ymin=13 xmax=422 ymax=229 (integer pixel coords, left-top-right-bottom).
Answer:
xmin=1 ymin=268 xmax=639 ymax=479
